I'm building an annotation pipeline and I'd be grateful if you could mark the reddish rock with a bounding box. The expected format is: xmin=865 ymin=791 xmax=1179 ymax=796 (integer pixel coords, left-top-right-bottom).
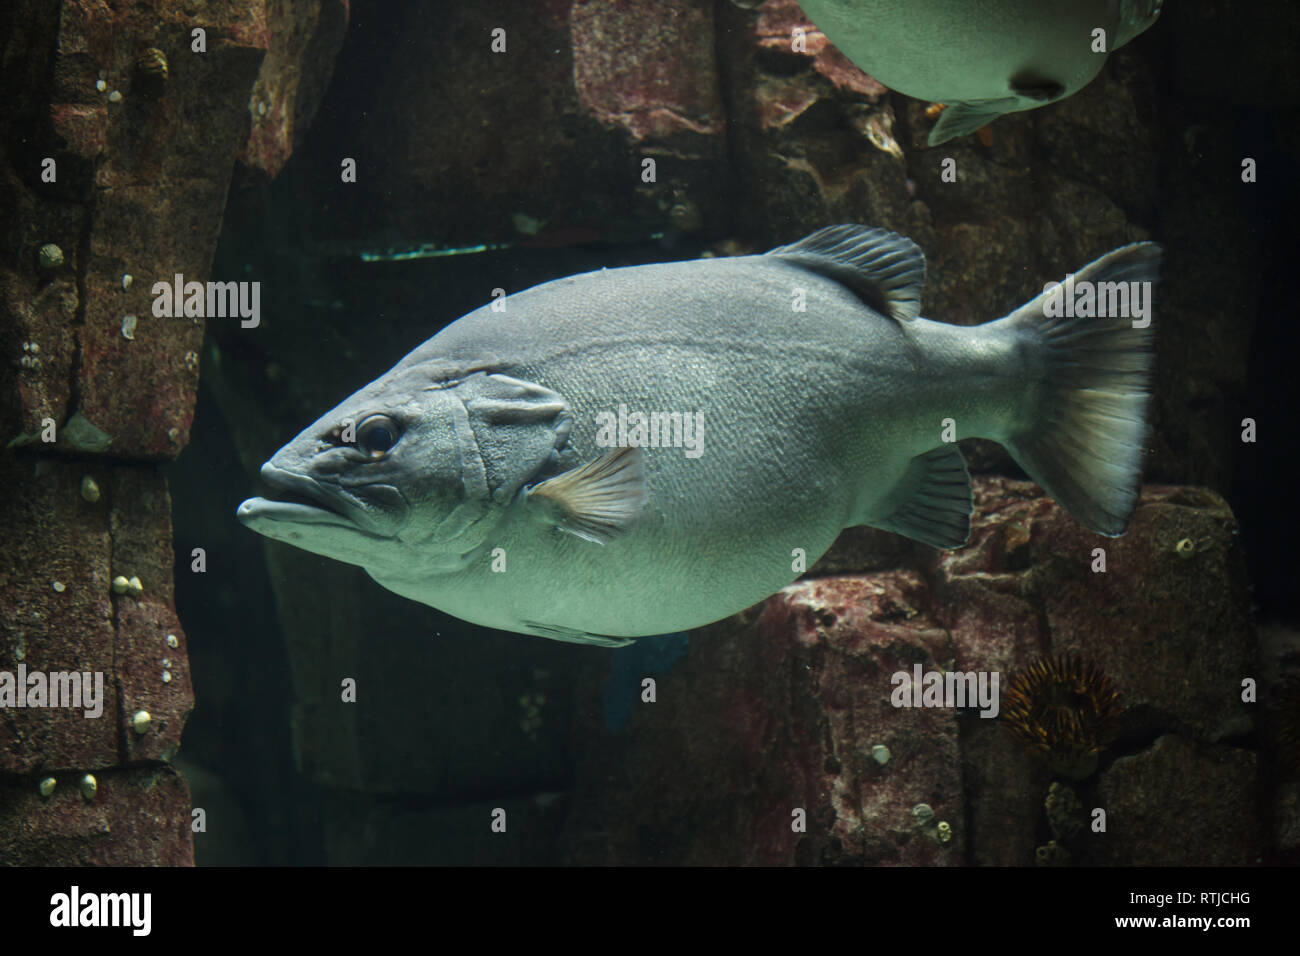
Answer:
xmin=563 ymin=478 xmax=1256 ymax=864
xmin=931 ymin=480 xmax=1255 ymax=745
xmin=0 ymin=765 xmax=194 ymax=866
xmin=0 ymin=455 xmax=192 ymax=773
xmin=754 ymin=1 xmax=886 ymax=99
xmin=276 ymin=0 xmax=730 ymax=253
xmin=809 ymin=524 xmax=923 ymax=575
xmin=571 ymin=0 xmax=724 ymax=144
xmin=109 ymin=468 xmax=192 ymax=765
xmin=562 ymin=574 xmax=966 ymax=866
xmin=1032 ymin=486 xmax=1253 ymax=744
xmin=2 ymin=0 xmax=273 ymax=458
xmin=0 ymin=456 xmax=118 ymax=774
xmin=717 ymin=0 xmax=916 ymax=241
xmin=238 ymin=0 xmax=350 ymax=177
xmin=0 ymin=0 xmax=342 ymax=866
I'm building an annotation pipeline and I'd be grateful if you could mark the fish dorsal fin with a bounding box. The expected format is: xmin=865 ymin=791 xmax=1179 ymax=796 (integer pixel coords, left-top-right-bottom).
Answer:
xmin=767 ymin=225 xmax=926 ymax=322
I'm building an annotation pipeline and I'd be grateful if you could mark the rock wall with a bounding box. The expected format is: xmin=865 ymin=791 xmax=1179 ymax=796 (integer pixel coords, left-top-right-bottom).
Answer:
xmin=0 ymin=0 xmax=345 ymax=865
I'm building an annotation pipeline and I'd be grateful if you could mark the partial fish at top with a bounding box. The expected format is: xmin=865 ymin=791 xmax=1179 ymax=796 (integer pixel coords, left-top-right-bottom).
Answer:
xmin=795 ymin=0 xmax=1163 ymax=144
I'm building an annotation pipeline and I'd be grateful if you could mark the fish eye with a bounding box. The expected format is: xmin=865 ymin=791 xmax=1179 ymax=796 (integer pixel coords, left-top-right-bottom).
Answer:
xmin=356 ymin=415 xmax=401 ymax=458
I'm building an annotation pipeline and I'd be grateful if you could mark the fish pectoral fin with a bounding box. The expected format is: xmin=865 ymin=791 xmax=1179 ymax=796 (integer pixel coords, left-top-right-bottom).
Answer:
xmin=526 ymin=445 xmax=647 ymax=544
xmin=522 ymin=620 xmax=635 ymax=648
xmin=767 ymin=225 xmax=925 ymax=322
xmin=875 ymin=445 xmax=973 ymax=550
xmin=927 ymin=98 xmax=1019 ymax=146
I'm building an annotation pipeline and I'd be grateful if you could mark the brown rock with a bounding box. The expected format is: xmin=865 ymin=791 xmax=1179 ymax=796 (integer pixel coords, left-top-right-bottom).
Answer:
xmin=0 ymin=764 xmax=194 ymax=866
xmin=717 ymin=0 xmax=916 ymax=241
xmin=1034 ymin=485 xmax=1255 ymax=744
xmin=0 ymin=456 xmax=192 ymax=774
xmin=1274 ymin=782 xmax=1300 ymax=857
xmin=0 ymin=456 xmax=118 ymax=774
xmin=1094 ymin=734 xmax=1261 ymax=866
xmin=238 ymin=0 xmax=350 ymax=177
xmin=561 ymin=574 xmax=966 ymax=865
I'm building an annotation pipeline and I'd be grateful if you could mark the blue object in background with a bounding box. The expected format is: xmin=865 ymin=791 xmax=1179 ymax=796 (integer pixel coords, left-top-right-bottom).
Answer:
xmin=603 ymin=632 xmax=691 ymax=732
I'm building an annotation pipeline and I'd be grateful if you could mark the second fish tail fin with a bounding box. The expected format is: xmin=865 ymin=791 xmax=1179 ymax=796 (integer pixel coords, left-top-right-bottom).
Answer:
xmin=1000 ymin=242 xmax=1162 ymax=536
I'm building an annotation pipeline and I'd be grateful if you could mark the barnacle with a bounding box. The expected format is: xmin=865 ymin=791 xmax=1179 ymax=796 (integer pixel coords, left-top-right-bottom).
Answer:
xmin=131 ymin=710 xmax=152 ymax=735
xmin=1035 ymin=840 xmax=1070 ymax=866
xmin=37 ymin=243 xmax=63 ymax=271
xmin=1045 ymin=781 xmax=1085 ymax=841
xmin=1003 ymin=655 xmax=1122 ymax=779
xmin=136 ymin=47 xmax=168 ymax=80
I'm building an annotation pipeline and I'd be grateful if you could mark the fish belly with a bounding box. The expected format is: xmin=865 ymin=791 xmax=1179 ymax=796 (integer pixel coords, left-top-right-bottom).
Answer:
xmin=388 ymin=257 xmax=1013 ymax=637
xmin=798 ymin=0 xmax=1117 ymax=103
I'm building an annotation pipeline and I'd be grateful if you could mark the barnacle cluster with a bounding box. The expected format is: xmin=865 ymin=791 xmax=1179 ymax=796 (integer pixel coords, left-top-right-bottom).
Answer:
xmin=1003 ymin=655 xmax=1122 ymax=779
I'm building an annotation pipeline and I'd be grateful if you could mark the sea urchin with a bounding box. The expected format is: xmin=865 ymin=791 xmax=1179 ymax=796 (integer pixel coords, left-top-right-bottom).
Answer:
xmin=1003 ymin=655 xmax=1122 ymax=779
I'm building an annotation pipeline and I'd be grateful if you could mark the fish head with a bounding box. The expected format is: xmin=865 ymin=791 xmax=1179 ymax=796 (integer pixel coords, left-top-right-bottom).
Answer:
xmin=237 ymin=359 xmax=573 ymax=575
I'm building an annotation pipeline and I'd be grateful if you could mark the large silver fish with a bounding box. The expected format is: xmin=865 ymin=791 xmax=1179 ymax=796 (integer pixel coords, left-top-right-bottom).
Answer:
xmin=238 ymin=226 xmax=1160 ymax=645
xmin=795 ymin=0 xmax=1163 ymax=144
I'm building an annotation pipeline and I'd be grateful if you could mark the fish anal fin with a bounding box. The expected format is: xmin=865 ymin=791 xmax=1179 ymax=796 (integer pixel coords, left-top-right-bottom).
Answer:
xmin=927 ymin=98 xmax=1019 ymax=146
xmin=875 ymin=445 xmax=973 ymax=550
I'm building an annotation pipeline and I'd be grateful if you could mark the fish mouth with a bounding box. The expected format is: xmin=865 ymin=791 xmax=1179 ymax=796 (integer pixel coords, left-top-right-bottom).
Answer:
xmin=237 ymin=464 xmax=361 ymax=530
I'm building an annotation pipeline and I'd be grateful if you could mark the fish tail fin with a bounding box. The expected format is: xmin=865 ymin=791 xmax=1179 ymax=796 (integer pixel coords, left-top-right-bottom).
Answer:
xmin=999 ymin=242 xmax=1162 ymax=536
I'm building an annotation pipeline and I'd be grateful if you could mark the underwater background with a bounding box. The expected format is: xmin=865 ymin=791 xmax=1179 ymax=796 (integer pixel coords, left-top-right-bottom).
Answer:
xmin=2 ymin=0 xmax=1299 ymax=866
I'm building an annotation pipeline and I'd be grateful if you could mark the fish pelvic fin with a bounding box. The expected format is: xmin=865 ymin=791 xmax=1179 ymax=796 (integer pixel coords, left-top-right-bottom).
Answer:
xmin=521 ymin=620 xmax=635 ymax=648
xmin=877 ymin=445 xmax=973 ymax=550
xmin=1001 ymin=242 xmax=1163 ymax=536
xmin=926 ymin=97 xmax=1020 ymax=146
xmin=526 ymin=445 xmax=647 ymax=544
xmin=767 ymin=225 xmax=925 ymax=322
